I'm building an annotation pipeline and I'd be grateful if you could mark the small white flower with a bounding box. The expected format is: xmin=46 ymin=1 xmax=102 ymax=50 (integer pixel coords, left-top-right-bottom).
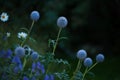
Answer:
xmin=18 ymin=32 xmax=27 ymax=39
xmin=6 ymin=32 xmax=11 ymax=37
xmin=0 ymin=12 xmax=9 ymax=22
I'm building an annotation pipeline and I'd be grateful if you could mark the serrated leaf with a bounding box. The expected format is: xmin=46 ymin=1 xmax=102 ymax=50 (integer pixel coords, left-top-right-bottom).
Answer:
xmin=86 ymin=72 xmax=95 ymax=80
xmin=54 ymin=59 xmax=69 ymax=65
xmin=54 ymin=70 xmax=70 ymax=80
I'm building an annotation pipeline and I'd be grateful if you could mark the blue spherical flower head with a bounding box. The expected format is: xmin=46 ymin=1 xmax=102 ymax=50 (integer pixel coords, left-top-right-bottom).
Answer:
xmin=57 ymin=16 xmax=68 ymax=28
xmin=30 ymin=11 xmax=40 ymax=21
xmin=96 ymin=54 xmax=104 ymax=63
xmin=15 ymin=46 xmax=25 ymax=57
xmin=31 ymin=52 xmax=39 ymax=61
xmin=84 ymin=57 xmax=93 ymax=67
xmin=77 ymin=49 xmax=87 ymax=60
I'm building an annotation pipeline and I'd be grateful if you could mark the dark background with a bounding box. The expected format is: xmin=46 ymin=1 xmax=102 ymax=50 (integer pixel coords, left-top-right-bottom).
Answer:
xmin=0 ymin=0 xmax=120 ymax=80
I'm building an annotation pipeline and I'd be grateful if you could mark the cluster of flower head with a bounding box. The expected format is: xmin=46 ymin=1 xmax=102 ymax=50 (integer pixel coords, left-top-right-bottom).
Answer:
xmin=0 ymin=10 xmax=56 ymax=80
xmin=0 ymin=45 xmax=47 ymax=79
xmin=0 ymin=10 xmax=105 ymax=80
xmin=77 ymin=49 xmax=104 ymax=67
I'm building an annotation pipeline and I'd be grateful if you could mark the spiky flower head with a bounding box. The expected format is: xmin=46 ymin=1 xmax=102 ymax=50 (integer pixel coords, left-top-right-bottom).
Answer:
xmin=31 ymin=52 xmax=39 ymax=60
xmin=84 ymin=57 xmax=93 ymax=67
xmin=57 ymin=16 xmax=68 ymax=28
xmin=30 ymin=11 xmax=40 ymax=21
xmin=14 ymin=46 xmax=25 ymax=57
xmin=96 ymin=54 xmax=104 ymax=63
xmin=77 ymin=49 xmax=87 ymax=60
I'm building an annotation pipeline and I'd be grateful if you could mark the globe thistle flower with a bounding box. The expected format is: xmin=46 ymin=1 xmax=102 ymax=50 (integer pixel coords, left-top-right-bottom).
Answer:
xmin=77 ymin=49 xmax=87 ymax=60
xmin=18 ymin=32 xmax=28 ymax=39
xmin=14 ymin=46 xmax=25 ymax=57
xmin=0 ymin=12 xmax=9 ymax=22
xmin=30 ymin=11 xmax=40 ymax=21
xmin=31 ymin=52 xmax=39 ymax=60
xmin=84 ymin=57 xmax=93 ymax=67
xmin=57 ymin=16 xmax=68 ymax=28
xmin=96 ymin=54 xmax=104 ymax=63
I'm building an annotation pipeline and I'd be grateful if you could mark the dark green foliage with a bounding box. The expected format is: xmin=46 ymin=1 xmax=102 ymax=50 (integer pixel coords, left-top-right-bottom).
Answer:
xmin=54 ymin=70 xmax=70 ymax=80
xmin=0 ymin=0 xmax=120 ymax=80
xmin=74 ymin=71 xmax=83 ymax=80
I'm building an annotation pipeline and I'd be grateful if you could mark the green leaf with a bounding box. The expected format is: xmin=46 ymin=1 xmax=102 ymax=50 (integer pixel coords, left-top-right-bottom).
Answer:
xmin=20 ymin=28 xmax=29 ymax=33
xmin=58 ymin=37 xmax=68 ymax=41
xmin=86 ymin=72 xmax=95 ymax=80
xmin=74 ymin=71 xmax=83 ymax=80
xmin=29 ymin=37 xmax=37 ymax=43
xmin=54 ymin=70 xmax=70 ymax=80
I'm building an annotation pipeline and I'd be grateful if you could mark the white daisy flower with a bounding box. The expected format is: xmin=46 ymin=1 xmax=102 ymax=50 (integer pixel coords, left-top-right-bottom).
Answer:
xmin=0 ymin=12 xmax=9 ymax=22
xmin=6 ymin=32 xmax=11 ymax=37
xmin=18 ymin=32 xmax=28 ymax=39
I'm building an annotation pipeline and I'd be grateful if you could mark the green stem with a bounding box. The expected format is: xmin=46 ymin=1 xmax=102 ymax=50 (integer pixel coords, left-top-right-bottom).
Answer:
xmin=29 ymin=70 xmax=33 ymax=78
xmin=52 ymin=27 xmax=62 ymax=55
xmin=21 ymin=20 xmax=35 ymax=46
xmin=82 ymin=62 xmax=98 ymax=80
xmin=87 ymin=62 xmax=98 ymax=72
xmin=23 ymin=57 xmax=27 ymax=70
xmin=82 ymin=67 xmax=88 ymax=80
xmin=70 ymin=60 xmax=82 ymax=80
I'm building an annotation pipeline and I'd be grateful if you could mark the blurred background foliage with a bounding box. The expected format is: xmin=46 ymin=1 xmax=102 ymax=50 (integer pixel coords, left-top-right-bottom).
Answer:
xmin=0 ymin=0 xmax=120 ymax=80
